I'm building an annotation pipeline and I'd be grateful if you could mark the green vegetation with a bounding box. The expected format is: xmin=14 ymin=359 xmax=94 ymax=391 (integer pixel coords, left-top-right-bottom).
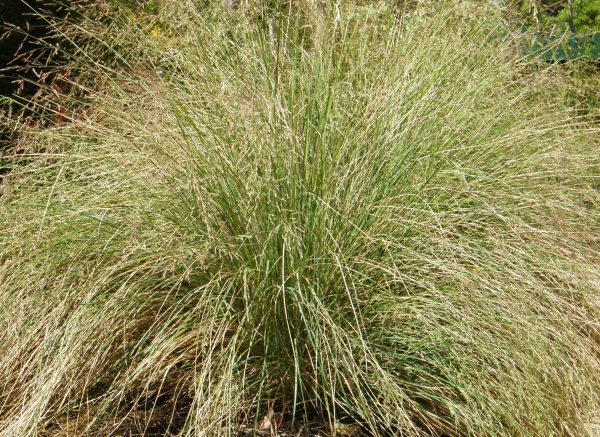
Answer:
xmin=519 ymin=0 xmax=600 ymax=33
xmin=554 ymin=0 xmax=600 ymax=33
xmin=0 ymin=1 xmax=599 ymax=436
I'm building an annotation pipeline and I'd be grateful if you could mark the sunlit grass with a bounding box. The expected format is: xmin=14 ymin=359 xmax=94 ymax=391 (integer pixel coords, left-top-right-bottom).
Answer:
xmin=0 ymin=1 xmax=599 ymax=435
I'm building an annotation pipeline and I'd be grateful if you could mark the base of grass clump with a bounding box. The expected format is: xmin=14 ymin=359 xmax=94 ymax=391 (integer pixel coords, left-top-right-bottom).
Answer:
xmin=1 ymin=1 xmax=600 ymax=436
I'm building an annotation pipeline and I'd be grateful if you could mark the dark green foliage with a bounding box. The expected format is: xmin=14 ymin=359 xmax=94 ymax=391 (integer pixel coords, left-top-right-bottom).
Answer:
xmin=554 ymin=0 xmax=600 ymax=33
xmin=518 ymin=0 xmax=600 ymax=33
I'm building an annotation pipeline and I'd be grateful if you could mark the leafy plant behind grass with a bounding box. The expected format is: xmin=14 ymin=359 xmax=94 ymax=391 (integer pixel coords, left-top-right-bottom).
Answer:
xmin=517 ymin=0 xmax=600 ymax=33
xmin=554 ymin=0 xmax=600 ymax=33
xmin=0 ymin=1 xmax=599 ymax=436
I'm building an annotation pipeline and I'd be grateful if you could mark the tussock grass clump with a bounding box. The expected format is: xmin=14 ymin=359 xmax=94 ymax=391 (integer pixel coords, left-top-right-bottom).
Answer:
xmin=1 ymin=1 xmax=599 ymax=435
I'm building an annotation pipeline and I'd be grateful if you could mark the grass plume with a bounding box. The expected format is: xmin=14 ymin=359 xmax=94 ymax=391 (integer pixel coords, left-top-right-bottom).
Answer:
xmin=0 ymin=1 xmax=599 ymax=435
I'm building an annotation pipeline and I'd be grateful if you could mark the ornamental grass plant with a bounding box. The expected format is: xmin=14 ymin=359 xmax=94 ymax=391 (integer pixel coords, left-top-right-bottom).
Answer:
xmin=0 ymin=1 xmax=599 ymax=435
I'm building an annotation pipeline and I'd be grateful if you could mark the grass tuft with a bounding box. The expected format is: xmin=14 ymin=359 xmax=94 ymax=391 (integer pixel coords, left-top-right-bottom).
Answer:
xmin=1 ymin=1 xmax=599 ymax=435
